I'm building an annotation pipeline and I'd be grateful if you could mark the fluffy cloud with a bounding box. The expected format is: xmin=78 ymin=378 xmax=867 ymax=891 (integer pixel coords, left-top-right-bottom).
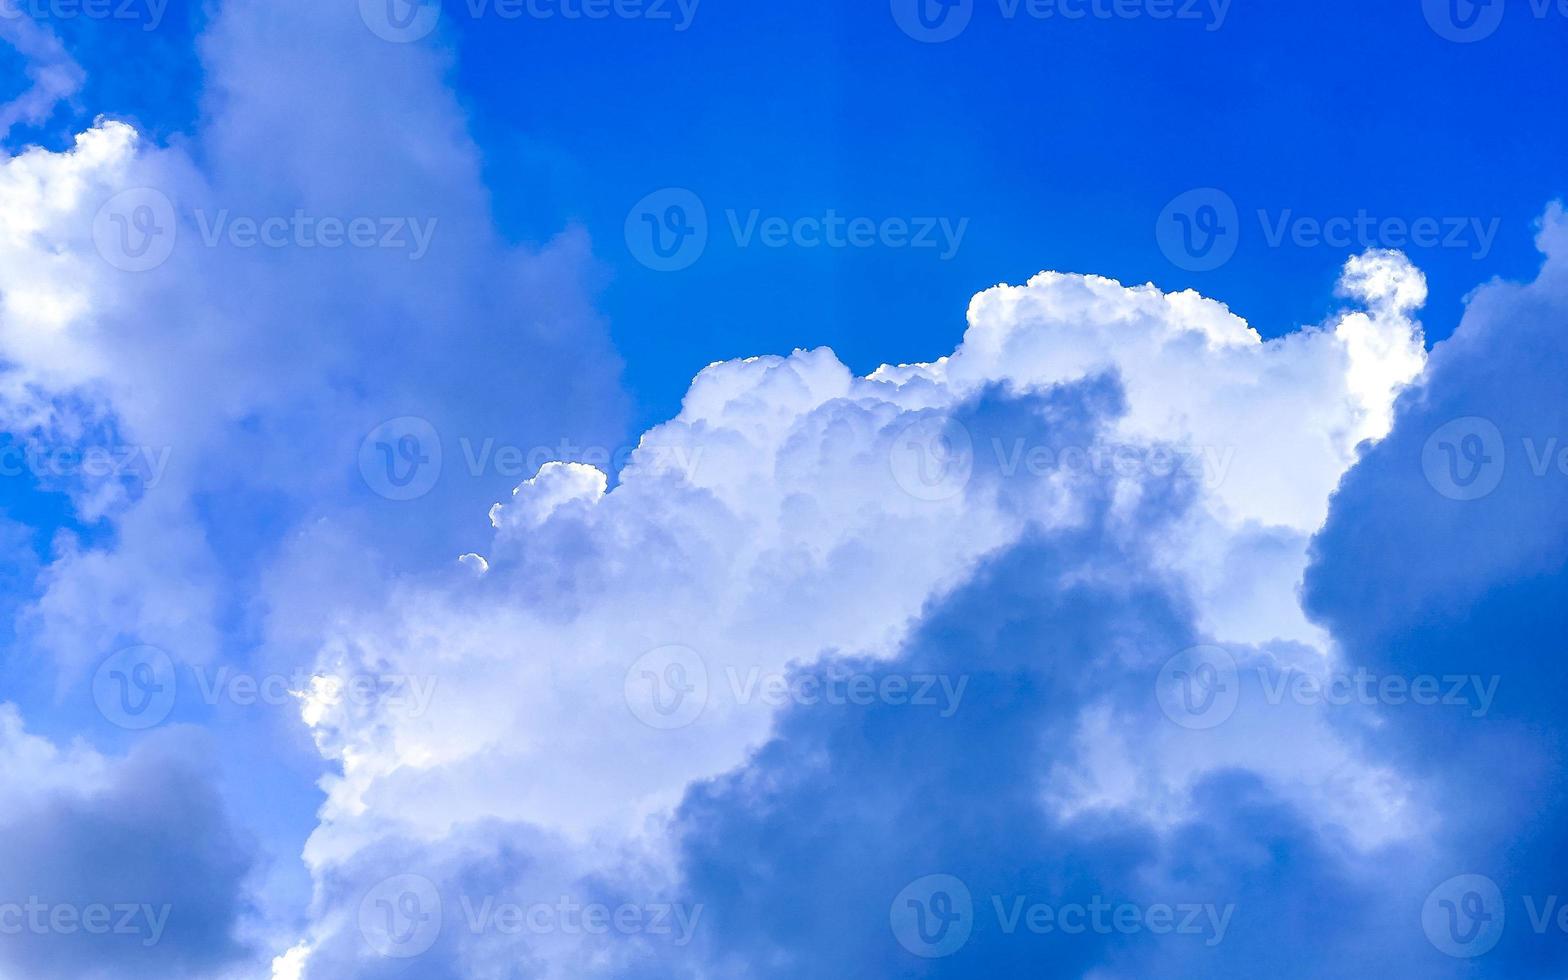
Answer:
xmin=0 ymin=708 xmax=255 ymax=979
xmin=0 ymin=0 xmax=626 ymax=970
xmin=0 ymin=0 xmax=629 ymax=675
xmin=280 ymin=247 xmax=1435 ymax=976
xmin=6 ymin=2 xmax=1562 ymax=977
xmin=0 ymin=12 xmax=82 ymax=138
xmin=1305 ymin=205 xmax=1568 ymax=976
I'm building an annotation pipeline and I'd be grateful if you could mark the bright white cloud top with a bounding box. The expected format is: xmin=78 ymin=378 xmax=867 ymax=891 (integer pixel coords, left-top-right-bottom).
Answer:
xmin=3 ymin=2 xmax=1568 ymax=977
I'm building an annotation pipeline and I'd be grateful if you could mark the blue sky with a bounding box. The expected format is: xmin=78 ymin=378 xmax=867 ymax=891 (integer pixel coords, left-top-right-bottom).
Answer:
xmin=2 ymin=1 xmax=1568 ymax=977
xmin=22 ymin=0 xmax=1566 ymax=434
xmin=469 ymin=0 xmax=1568 ymax=430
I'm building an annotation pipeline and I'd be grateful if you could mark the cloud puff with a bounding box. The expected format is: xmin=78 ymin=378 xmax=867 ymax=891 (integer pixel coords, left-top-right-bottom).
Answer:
xmin=0 ymin=14 xmax=83 ymax=138
xmin=1306 ymin=204 xmax=1568 ymax=976
xmin=0 ymin=0 xmax=629 ymax=968
xmin=282 ymin=249 xmax=1434 ymax=976
xmin=0 ymin=707 xmax=255 ymax=979
xmin=13 ymin=6 xmax=1560 ymax=975
xmin=0 ymin=0 xmax=628 ymax=677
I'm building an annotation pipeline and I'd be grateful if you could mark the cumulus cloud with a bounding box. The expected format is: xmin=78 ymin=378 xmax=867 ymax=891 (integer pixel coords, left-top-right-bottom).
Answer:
xmin=0 ymin=707 xmax=255 ymax=979
xmin=0 ymin=0 xmax=627 ymax=675
xmin=1306 ymin=204 xmax=1568 ymax=976
xmin=280 ymin=249 xmax=1436 ymax=977
xmin=7 ymin=2 xmax=1561 ymax=977
xmin=0 ymin=0 xmax=626 ymax=968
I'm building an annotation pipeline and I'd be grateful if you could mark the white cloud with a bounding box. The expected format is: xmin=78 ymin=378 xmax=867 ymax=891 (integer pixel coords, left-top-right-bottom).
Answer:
xmin=281 ymin=252 xmax=1430 ymax=975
